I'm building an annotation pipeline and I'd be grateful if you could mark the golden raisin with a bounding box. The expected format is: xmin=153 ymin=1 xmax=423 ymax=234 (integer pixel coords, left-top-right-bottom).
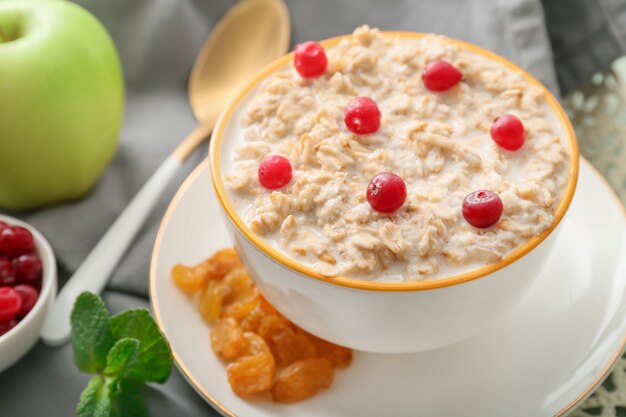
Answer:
xmin=171 ymin=263 xmax=209 ymax=295
xmin=258 ymin=315 xmax=293 ymax=357
xmin=271 ymin=358 xmax=334 ymax=403
xmin=239 ymin=296 xmax=281 ymax=333
xmin=174 ymin=247 xmax=354 ymax=403
xmin=258 ymin=315 xmax=293 ymax=342
xmin=240 ymin=332 xmax=270 ymax=357
xmin=227 ymin=352 xmax=275 ymax=397
xmin=226 ymin=332 xmax=275 ymax=397
xmin=223 ymin=268 xmax=254 ymax=302
xmin=257 ymin=316 xmax=315 ymax=366
xmin=240 ymin=305 xmax=267 ymax=333
xmin=205 ymin=248 xmax=242 ymax=281
xmin=210 ymin=317 xmax=246 ymax=361
xmin=297 ymin=328 xmax=353 ymax=369
xmin=198 ymin=280 xmax=230 ymax=324
xmin=259 ymin=295 xmax=278 ymax=315
xmin=222 ymin=289 xmax=261 ymax=321
xmin=273 ymin=328 xmax=316 ymax=367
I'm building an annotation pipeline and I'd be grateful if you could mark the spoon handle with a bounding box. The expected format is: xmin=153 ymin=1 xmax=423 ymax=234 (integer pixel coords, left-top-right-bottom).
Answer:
xmin=41 ymin=126 xmax=209 ymax=346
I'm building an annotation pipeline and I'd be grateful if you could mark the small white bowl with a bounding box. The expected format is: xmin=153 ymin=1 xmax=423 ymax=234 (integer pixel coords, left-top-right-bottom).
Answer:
xmin=0 ymin=214 xmax=57 ymax=371
xmin=209 ymin=32 xmax=580 ymax=353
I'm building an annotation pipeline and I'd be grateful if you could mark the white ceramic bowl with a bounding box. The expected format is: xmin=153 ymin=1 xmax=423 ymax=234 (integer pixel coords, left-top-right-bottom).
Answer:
xmin=0 ymin=215 xmax=57 ymax=371
xmin=209 ymin=32 xmax=580 ymax=353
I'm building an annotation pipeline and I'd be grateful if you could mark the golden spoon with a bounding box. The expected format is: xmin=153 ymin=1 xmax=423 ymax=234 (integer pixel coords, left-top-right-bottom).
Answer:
xmin=41 ymin=0 xmax=290 ymax=346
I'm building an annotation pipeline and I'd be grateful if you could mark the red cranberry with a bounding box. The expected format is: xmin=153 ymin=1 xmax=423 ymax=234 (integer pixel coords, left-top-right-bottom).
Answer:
xmin=462 ymin=190 xmax=503 ymax=228
xmin=0 ymin=257 xmax=17 ymax=286
xmin=344 ymin=97 xmax=381 ymax=134
xmin=294 ymin=41 xmax=327 ymax=78
xmin=0 ymin=221 xmax=8 ymax=234
xmin=0 ymin=319 xmax=18 ymax=336
xmin=0 ymin=287 xmax=22 ymax=323
xmin=13 ymin=254 xmax=43 ymax=287
xmin=258 ymin=155 xmax=293 ymax=190
xmin=366 ymin=172 xmax=407 ymax=213
xmin=490 ymin=114 xmax=525 ymax=151
xmin=0 ymin=226 xmax=34 ymax=258
xmin=14 ymin=284 xmax=39 ymax=318
xmin=422 ymin=60 xmax=463 ymax=92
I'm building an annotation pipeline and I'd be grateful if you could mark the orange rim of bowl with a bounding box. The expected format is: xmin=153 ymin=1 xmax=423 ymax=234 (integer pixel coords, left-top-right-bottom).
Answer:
xmin=209 ymin=31 xmax=580 ymax=292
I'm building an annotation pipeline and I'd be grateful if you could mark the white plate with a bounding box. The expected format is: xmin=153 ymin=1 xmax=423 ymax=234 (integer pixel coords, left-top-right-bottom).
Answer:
xmin=150 ymin=158 xmax=626 ymax=417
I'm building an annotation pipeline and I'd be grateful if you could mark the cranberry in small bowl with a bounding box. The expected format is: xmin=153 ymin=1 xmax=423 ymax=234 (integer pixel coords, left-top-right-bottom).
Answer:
xmin=0 ymin=214 xmax=56 ymax=371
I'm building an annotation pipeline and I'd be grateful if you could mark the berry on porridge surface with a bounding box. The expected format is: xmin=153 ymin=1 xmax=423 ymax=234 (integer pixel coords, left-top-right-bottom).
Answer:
xmin=462 ymin=190 xmax=504 ymax=228
xmin=366 ymin=172 xmax=407 ymax=213
xmin=490 ymin=114 xmax=525 ymax=151
xmin=344 ymin=97 xmax=381 ymax=134
xmin=294 ymin=41 xmax=327 ymax=78
xmin=422 ymin=60 xmax=463 ymax=92
xmin=258 ymin=155 xmax=293 ymax=190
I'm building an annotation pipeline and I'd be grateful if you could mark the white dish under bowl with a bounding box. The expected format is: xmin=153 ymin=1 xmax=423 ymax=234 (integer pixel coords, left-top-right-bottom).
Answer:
xmin=0 ymin=214 xmax=57 ymax=372
xmin=150 ymin=158 xmax=626 ymax=417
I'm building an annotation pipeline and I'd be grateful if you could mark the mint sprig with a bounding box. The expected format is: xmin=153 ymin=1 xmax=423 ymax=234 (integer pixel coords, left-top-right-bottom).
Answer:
xmin=71 ymin=292 xmax=173 ymax=417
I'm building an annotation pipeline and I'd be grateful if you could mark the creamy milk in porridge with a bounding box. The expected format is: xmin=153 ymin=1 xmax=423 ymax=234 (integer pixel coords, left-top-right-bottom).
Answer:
xmin=222 ymin=26 xmax=570 ymax=282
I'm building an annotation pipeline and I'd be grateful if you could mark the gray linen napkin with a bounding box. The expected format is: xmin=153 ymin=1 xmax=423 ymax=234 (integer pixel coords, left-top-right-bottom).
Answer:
xmin=0 ymin=0 xmax=604 ymax=415
xmin=542 ymin=0 xmax=626 ymax=94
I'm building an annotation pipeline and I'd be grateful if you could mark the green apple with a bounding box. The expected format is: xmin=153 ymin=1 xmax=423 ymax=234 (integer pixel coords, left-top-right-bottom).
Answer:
xmin=0 ymin=0 xmax=123 ymax=210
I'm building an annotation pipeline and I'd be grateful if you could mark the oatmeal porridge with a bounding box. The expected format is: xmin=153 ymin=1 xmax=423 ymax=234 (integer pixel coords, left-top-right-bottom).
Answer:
xmin=222 ymin=26 xmax=571 ymax=282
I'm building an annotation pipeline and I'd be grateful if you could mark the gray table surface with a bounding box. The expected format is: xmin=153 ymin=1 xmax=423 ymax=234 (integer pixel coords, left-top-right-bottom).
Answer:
xmin=1 ymin=0 xmax=624 ymax=416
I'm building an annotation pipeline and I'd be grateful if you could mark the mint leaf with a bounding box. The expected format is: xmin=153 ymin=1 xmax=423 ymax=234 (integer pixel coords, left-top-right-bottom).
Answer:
xmin=71 ymin=293 xmax=173 ymax=417
xmin=110 ymin=380 xmax=148 ymax=417
xmin=110 ymin=309 xmax=172 ymax=383
xmin=104 ymin=338 xmax=140 ymax=378
xmin=71 ymin=292 xmax=114 ymax=373
xmin=76 ymin=376 xmax=112 ymax=417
